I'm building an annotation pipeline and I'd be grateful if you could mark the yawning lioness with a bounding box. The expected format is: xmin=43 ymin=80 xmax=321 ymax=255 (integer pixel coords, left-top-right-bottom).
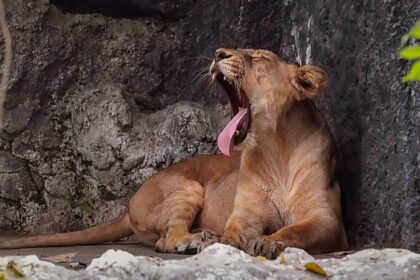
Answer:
xmin=0 ymin=48 xmax=348 ymax=259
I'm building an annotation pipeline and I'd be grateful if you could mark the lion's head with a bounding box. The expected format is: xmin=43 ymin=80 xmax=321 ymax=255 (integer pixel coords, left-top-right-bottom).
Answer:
xmin=210 ymin=48 xmax=328 ymax=156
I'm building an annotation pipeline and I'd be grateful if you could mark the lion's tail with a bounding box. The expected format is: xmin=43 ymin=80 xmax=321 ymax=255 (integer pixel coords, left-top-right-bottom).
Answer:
xmin=0 ymin=213 xmax=132 ymax=249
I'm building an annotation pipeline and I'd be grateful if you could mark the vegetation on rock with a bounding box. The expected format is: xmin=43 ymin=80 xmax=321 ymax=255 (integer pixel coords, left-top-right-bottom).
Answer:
xmin=400 ymin=21 xmax=420 ymax=82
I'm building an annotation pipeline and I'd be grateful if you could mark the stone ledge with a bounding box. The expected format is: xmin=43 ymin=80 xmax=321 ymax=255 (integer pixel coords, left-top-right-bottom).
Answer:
xmin=0 ymin=244 xmax=419 ymax=279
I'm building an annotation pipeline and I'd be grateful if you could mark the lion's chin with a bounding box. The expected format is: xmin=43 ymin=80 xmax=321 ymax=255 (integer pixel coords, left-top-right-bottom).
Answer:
xmin=213 ymin=72 xmax=251 ymax=156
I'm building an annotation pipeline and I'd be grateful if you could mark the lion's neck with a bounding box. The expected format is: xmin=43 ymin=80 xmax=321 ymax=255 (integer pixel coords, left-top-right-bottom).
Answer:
xmin=249 ymin=93 xmax=294 ymax=136
xmin=242 ymin=100 xmax=320 ymax=157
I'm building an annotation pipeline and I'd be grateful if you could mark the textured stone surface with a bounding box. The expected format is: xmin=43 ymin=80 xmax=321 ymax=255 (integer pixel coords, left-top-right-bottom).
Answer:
xmin=0 ymin=0 xmax=418 ymax=252
xmin=0 ymin=0 xmax=229 ymax=234
xmin=1 ymin=244 xmax=420 ymax=279
xmin=280 ymin=0 xmax=420 ymax=252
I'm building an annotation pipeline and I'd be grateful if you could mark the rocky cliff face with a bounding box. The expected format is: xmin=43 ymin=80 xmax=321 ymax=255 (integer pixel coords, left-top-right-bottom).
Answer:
xmin=0 ymin=0 xmax=418 ymax=251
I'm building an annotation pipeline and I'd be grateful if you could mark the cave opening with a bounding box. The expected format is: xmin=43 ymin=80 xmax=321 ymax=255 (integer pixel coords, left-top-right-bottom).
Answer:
xmin=50 ymin=0 xmax=194 ymax=19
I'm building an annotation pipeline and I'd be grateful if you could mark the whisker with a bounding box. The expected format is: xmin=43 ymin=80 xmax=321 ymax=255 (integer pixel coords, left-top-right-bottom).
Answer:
xmin=191 ymin=65 xmax=210 ymax=81
xmin=192 ymin=74 xmax=210 ymax=94
xmin=191 ymin=67 xmax=210 ymax=84
xmin=187 ymin=56 xmax=213 ymax=62
xmin=209 ymin=80 xmax=222 ymax=100
xmin=189 ymin=65 xmax=213 ymax=96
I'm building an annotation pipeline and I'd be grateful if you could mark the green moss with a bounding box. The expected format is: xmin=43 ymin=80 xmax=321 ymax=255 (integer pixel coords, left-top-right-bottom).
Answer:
xmin=66 ymin=185 xmax=97 ymax=214
xmin=77 ymin=199 xmax=93 ymax=213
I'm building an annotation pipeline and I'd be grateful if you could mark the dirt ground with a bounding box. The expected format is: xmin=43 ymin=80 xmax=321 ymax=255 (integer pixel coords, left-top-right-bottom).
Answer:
xmin=0 ymin=235 xmax=356 ymax=271
xmin=0 ymin=236 xmax=186 ymax=270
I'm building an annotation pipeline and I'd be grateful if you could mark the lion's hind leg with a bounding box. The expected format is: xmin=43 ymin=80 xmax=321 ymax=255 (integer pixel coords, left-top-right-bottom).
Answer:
xmin=154 ymin=179 xmax=205 ymax=254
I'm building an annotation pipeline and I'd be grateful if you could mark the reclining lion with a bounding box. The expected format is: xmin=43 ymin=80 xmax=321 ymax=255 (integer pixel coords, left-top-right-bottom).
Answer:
xmin=0 ymin=48 xmax=348 ymax=259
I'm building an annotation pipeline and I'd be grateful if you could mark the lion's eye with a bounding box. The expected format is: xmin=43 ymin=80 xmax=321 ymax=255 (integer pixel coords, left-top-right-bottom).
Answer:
xmin=251 ymin=55 xmax=269 ymax=61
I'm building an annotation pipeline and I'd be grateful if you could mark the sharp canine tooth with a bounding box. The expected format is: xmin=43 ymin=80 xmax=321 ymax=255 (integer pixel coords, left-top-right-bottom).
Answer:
xmin=212 ymin=73 xmax=217 ymax=80
xmin=223 ymin=76 xmax=226 ymax=81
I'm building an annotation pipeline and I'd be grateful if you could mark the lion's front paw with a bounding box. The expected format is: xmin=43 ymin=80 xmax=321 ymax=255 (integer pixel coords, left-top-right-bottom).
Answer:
xmin=220 ymin=229 xmax=248 ymax=249
xmin=155 ymin=232 xmax=203 ymax=254
xmin=196 ymin=230 xmax=221 ymax=253
xmin=220 ymin=235 xmax=241 ymax=248
xmin=246 ymin=236 xmax=285 ymax=259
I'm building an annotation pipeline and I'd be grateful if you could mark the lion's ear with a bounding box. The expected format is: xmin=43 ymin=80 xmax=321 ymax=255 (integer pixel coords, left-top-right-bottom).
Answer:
xmin=290 ymin=65 xmax=328 ymax=100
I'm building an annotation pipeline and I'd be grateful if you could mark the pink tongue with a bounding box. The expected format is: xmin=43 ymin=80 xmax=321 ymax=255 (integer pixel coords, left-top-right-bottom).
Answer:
xmin=218 ymin=108 xmax=248 ymax=156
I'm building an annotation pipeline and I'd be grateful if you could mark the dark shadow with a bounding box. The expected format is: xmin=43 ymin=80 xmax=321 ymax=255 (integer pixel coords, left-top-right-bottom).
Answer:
xmin=50 ymin=0 xmax=195 ymax=19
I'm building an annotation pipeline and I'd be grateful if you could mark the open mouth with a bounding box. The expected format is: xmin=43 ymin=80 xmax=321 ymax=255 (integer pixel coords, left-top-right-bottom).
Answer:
xmin=211 ymin=68 xmax=251 ymax=156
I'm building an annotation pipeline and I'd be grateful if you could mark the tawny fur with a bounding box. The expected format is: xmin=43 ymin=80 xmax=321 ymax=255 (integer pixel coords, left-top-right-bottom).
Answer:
xmin=0 ymin=48 xmax=348 ymax=259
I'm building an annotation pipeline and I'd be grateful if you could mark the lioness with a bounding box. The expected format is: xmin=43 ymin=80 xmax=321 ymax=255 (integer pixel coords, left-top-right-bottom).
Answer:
xmin=0 ymin=48 xmax=348 ymax=258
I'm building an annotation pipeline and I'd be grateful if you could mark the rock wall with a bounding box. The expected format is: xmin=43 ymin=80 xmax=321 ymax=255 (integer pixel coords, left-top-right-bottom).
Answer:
xmin=0 ymin=0 xmax=418 ymax=251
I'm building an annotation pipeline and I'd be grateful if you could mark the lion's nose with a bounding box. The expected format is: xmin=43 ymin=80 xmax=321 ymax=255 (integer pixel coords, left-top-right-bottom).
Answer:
xmin=215 ymin=49 xmax=232 ymax=62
